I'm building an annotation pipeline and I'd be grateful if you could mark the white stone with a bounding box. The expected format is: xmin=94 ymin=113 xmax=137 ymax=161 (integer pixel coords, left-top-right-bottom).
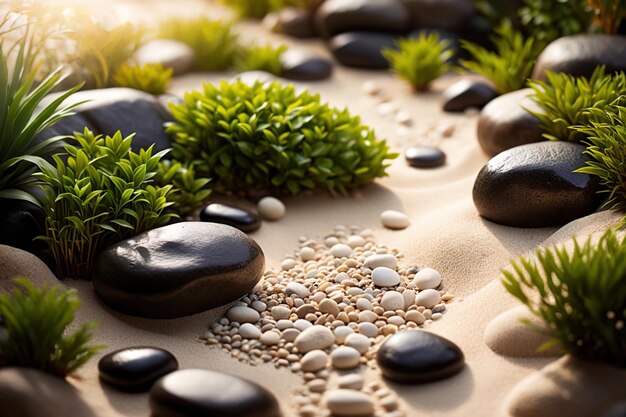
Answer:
xmin=345 ymin=333 xmax=370 ymax=354
xmin=300 ymin=349 xmax=329 ymax=372
xmin=294 ymin=325 xmax=335 ymax=353
xmin=325 ymin=389 xmax=375 ymax=416
xmin=346 ymin=235 xmax=366 ymax=248
xmin=294 ymin=319 xmax=313 ymax=331
xmin=363 ymin=254 xmax=397 ymax=270
xmin=338 ymin=373 xmax=364 ymax=390
xmin=239 ymin=323 xmax=261 ymax=339
xmin=381 ymin=291 xmax=404 ymax=311
xmin=415 ymin=289 xmax=441 ymax=309
xmin=334 ymin=272 xmax=351 ymax=283
xmin=362 ymin=81 xmax=380 ymax=96
xmin=402 ymin=289 xmax=416 ymax=309
xmin=405 ymin=310 xmax=426 ymax=325
xmin=250 ymin=300 xmax=267 ymax=312
xmin=356 ymin=298 xmax=373 ymax=311
xmin=285 ymin=282 xmax=310 ymax=298
xmin=331 ymin=346 xmax=361 ymax=369
xmin=380 ymin=210 xmax=411 ymax=230
xmin=260 ymin=331 xmax=281 ymax=346
xmin=226 ymin=306 xmax=260 ymax=324
xmin=330 ymin=243 xmax=353 ymax=258
xmin=395 ymin=111 xmax=413 ymax=126
xmin=358 ymin=322 xmax=379 ymax=338
xmin=334 ymin=326 xmax=354 ymax=344
xmin=319 ymin=298 xmax=340 ymax=317
xmin=282 ymin=328 xmax=301 ymax=342
xmin=257 ymin=196 xmax=286 ymax=221
xmin=300 ymin=247 xmax=316 ymax=261
xmin=414 ymin=268 xmax=442 ymax=290
xmin=372 ymin=267 xmax=401 ymax=287
xmin=358 ymin=310 xmax=378 ymax=323
xmin=271 ymin=306 xmax=291 ymax=320
xmin=281 ymin=258 xmax=297 ymax=271
xmin=276 ymin=319 xmax=293 ymax=330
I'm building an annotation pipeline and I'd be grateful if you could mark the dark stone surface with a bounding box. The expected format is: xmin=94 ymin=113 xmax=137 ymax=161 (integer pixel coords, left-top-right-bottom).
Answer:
xmin=473 ymin=141 xmax=601 ymax=228
xmin=376 ymin=330 xmax=465 ymax=384
xmin=401 ymin=0 xmax=475 ymax=31
xmin=37 ymin=88 xmax=173 ymax=153
xmin=150 ymin=369 xmax=282 ymax=417
xmin=0 ymin=199 xmax=46 ymax=253
xmin=477 ymin=88 xmax=545 ymax=157
xmin=34 ymin=113 xmax=96 ymax=146
xmin=533 ymin=35 xmax=626 ymax=81
xmin=133 ymin=39 xmax=196 ymax=75
xmin=92 ymin=222 xmax=265 ymax=318
xmin=404 ymin=146 xmax=446 ymax=168
xmin=280 ymin=50 xmax=333 ymax=81
xmin=329 ymin=31 xmax=398 ymax=69
xmin=99 ymin=347 xmax=179 ymax=392
xmin=200 ymin=203 xmax=261 ymax=233
xmin=274 ymin=7 xmax=318 ymax=38
xmin=315 ymin=0 xmax=410 ymax=38
xmin=604 ymin=402 xmax=626 ymax=417
xmin=442 ymin=79 xmax=498 ymax=112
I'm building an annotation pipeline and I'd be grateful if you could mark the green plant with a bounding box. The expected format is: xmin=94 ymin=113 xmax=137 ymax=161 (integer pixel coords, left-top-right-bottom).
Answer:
xmin=158 ymin=17 xmax=239 ymax=71
xmin=519 ymin=0 xmax=592 ymax=43
xmin=502 ymin=229 xmax=626 ymax=367
xmin=234 ymin=43 xmax=287 ymax=75
xmin=29 ymin=128 xmax=176 ymax=279
xmin=382 ymin=34 xmax=455 ymax=92
xmin=220 ymin=0 xmax=305 ymax=19
xmin=113 ymin=63 xmax=173 ymax=95
xmin=0 ymin=16 xmax=82 ymax=206
xmin=588 ymin=0 xmax=626 ymax=34
xmin=460 ymin=21 xmax=545 ymax=94
xmin=156 ymin=160 xmax=212 ymax=216
xmin=166 ymin=80 xmax=397 ymax=196
xmin=528 ymin=67 xmax=626 ymax=142
xmin=0 ymin=278 xmax=103 ymax=377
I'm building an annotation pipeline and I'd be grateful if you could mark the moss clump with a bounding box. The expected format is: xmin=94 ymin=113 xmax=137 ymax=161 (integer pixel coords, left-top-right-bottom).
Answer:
xmin=234 ymin=43 xmax=287 ymax=75
xmin=166 ymin=80 xmax=397 ymax=196
xmin=503 ymin=229 xmax=626 ymax=366
xmin=113 ymin=63 xmax=173 ymax=95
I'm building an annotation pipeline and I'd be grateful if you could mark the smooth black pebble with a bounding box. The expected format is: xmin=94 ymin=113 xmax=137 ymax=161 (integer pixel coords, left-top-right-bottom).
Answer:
xmin=376 ymin=330 xmax=464 ymax=384
xmin=200 ymin=203 xmax=261 ymax=233
xmin=404 ymin=146 xmax=446 ymax=168
xmin=99 ymin=347 xmax=178 ymax=392
xmin=150 ymin=369 xmax=282 ymax=417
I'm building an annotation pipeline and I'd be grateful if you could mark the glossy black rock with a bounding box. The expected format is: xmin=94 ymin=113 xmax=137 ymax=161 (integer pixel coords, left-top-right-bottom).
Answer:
xmin=401 ymin=0 xmax=475 ymax=31
xmin=99 ymin=347 xmax=178 ymax=392
xmin=315 ymin=0 xmax=410 ymax=38
xmin=200 ymin=203 xmax=261 ymax=233
xmin=274 ymin=7 xmax=317 ymax=38
xmin=0 ymin=200 xmax=45 ymax=253
xmin=280 ymin=50 xmax=333 ymax=81
xmin=150 ymin=369 xmax=282 ymax=417
xmin=473 ymin=141 xmax=601 ymax=228
xmin=92 ymin=222 xmax=265 ymax=318
xmin=329 ymin=32 xmax=397 ymax=69
xmin=376 ymin=330 xmax=464 ymax=383
xmin=404 ymin=146 xmax=446 ymax=168
xmin=442 ymin=79 xmax=498 ymax=112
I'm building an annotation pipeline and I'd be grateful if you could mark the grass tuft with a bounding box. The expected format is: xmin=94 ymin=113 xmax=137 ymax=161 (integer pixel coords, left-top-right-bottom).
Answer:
xmin=113 ymin=63 xmax=173 ymax=95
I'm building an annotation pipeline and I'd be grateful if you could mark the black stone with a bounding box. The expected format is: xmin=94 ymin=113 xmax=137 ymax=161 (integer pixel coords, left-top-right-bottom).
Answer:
xmin=477 ymin=88 xmax=545 ymax=157
xmin=473 ymin=141 xmax=602 ymax=228
xmin=34 ymin=113 xmax=96 ymax=146
xmin=401 ymin=0 xmax=475 ymax=31
xmin=404 ymin=146 xmax=446 ymax=168
xmin=329 ymin=32 xmax=398 ymax=69
xmin=604 ymin=402 xmax=626 ymax=417
xmin=280 ymin=50 xmax=333 ymax=81
xmin=150 ymin=369 xmax=282 ymax=417
xmin=92 ymin=222 xmax=265 ymax=318
xmin=274 ymin=7 xmax=318 ymax=38
xmin=315 ymin=0 xmax=410 ymax=38
xmin=200 ymin=203 xmax=261 ymax=233
xmin=533 ymin=35 xmax=626 ymax=81
xmin=376 ymin=330 xmax=465 ymax=384
xmin=0 ymin=199 xmax=46 ymax=253
xmin=99 ymin=347 xmax=179 ymax=392
xmin=442 ymin=79 xmax=498 ymax=112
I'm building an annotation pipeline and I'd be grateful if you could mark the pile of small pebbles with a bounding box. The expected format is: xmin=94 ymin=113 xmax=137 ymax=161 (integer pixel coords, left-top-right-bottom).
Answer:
xmin=201 ymin=226 xmax=453 ymax=417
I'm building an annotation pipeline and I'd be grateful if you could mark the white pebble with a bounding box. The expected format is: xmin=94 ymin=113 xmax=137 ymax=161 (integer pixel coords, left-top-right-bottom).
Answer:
xmin=330 ymin=243 xmax=353 ymax=258
xmin=334 ymin=326 xmax=354 ymax=344
xmin=260 ymin=331 xmax=281 ymax=346
xmin=257 ymin=196 xmax=285 ymax=221
xmin=226 ymin=306 xmax=260 ymax=324
xmin=415 ymin=289 xmax=441 ymax=309
xmin=251 ymin=300 xmax=267 ymax=312
xmin=338 ymin=373 xmax=364 ymax=390
xmin=281 ymin=258 xmax=297 ymax=271
xmin=276 ymin=319 xmax=293 ymax=330
xmin=402 ymin=289 xmax=416 ymax=309
xmin=294 ymin=325 xmax=335 ymax=353
xmin=380 ymin=210 xmax=410 ymax=230
xmin=285 ymin=282 xmax=310 ymax=298
xmin=346 ymin=235 xmax=366 ymax=248
xmin=363 ymin=254 xmax=397 ymax=270
xmin=372 ymin=267 xmax=401 ymax=287
xmin=271 ymin=306 xmax=291 ymax=320
xmin=414 ymin=268 xmax=442 ymax=290
xmin=300 ymin=349 xmax=329 ymax=372
xmin=319 ymin=298 xmax=340 ymax=317
xmin=356 ymin=298 xmax=373 ymax=311
xmin=377 ymin=102 xmax=397 ymax=116
xmin=300 ymin=247 xmax=315 ymax=261
xmin=358 ymin=310 xmax=378 ymax=323
xmin=239 ymin=323 xmax=261 ymax=339
xmin=294 ymin=319 xmax=313 ymax=331
xmin=358 ymin=322 xmax=379 ymax=338
xmin=324 ymin=389 xmax=375 ymax=416
xmin=331 ymin=346 xmax=361 ymax=369
xmin=362 ymin=81 xmax=380 ymax=96
xmin=395 ymin=111 xmax=412 ymax=126
xmin=381 ymin=291 xmax=404 ymax=311
xmin=344 ymin=333 xmax=370 ymax=354
xmin=405 ymin=310 xmax=425 ymax=325
xmin=282 ymin=328 xmax=301 ymax=342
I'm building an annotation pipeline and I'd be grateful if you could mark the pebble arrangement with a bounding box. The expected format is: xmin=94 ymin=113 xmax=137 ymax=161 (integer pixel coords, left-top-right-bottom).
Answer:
xmin=201 ymin=225 xmax=454 ymax=417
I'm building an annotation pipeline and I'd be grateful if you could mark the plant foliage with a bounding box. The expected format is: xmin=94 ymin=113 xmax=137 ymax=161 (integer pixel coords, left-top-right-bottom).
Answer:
xmin=166 ymin=80 xmax=397 ymax=196
xmin=0 ymin=278 xmax=103 ymax=377
xmin=588 ymin=0 xmax=626 ymax=34
xmin=158 ymin=17 xmax=239 ymax=71
xmin=528 ymin=67 xmax=626 ymax=142
xmin=234 ymin=43 xmax=287 ymax=75
xmin=382 ymin=34 xmax=455 ymax=92
xmin=156 ymin=160 xmax=212 ymax=216
xmin=113 ymin=63 xmax=173 ymax=95
xmin=460 ymin=21 xmax=544 ymax=94
xmin=220 ymin=0 xmax=305 ymax=19
xmin=29 ymin=129 xmax=176 ymax=279
xmin=502 ymin=229 xmax=626 ymax=367
xmin=519 ymin=0 xmax=592 ymax=43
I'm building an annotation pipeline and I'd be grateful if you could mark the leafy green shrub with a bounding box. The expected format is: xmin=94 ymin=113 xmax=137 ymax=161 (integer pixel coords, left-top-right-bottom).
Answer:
xmin=30 ymin=129 xmax=177 ymax=279
xmin=166 ymin=80 xmax=397 ymax=196
xmin=519 ymin=0 xmax=592 ymax=43
xmin=0 ymin=278 xmax=103 ymax=377
xmin=382 ymin=34 xmax=455 ymax=92
xmin=528 ymin=67 xmax=626 ymax=142
xmin=158 ymin=17 xmax=239 ymax=71
xmin=234 ymin=43 xmax=287 ymax=75
xmin=113 ymin=63 xmax=173 ymax=95
xmin=502 ymin=229 xmax=626 ymax=366
xmin=220 ymin=0 xmax=305 ymax=19
xmin=156 ymin=160 xmax=212 ymax=216
xmin=589 ymin=0 xmax=626 ymax=34
xmin=460 ymin=21 xmax=544 ymax=94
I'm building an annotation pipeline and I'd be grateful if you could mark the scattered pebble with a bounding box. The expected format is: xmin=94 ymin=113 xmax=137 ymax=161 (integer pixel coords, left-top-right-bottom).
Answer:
xmin=395 ymin=111 xmax=413 ymax=126
xmin=362 ymin=81 xmax=381 ymax=96
xmin=344 ymin=333 xmax=369 ymax=354
xmin=372 ymin=267 xmax=400 ymax=287
xmin=239 ymin=323 xmax=262 ymax=339
xmin=414 ymin=268 xmax=442 ymax=290
xmin=363 ymin=254 xmax=397 ymax=270
xmin=330 ymin=243 xmax=353 ymax=258
xmin=257 ymin=196 xmax=286 ymax=221
xmin=331 ymin=346 xmax=361 ymax=369
xmin=226 ymin=306 xmax=260 ymax=324
xmin=380 ymin=210 xmax=411 ymax=230
xmin=324 ymin=389 xmax=375 ymax=416
xmin=295 ymin=325 xmax=335 ymax=353
xmin=301 ymin=350 xmax=329 ymax=372
xmin=415 ymin=289 xmax=442 ymax=309
xmin=337 ymin=373 xmax=364 ymax=390
xmin=381 ymin=291 xmax=404 ymax=311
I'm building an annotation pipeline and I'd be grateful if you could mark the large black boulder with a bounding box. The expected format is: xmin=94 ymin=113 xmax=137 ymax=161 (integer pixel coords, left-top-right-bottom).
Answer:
xmin=329 ymin=31 xmax=398 ymax=69
xmin=315 ymin=0 xmax=410 ymax=38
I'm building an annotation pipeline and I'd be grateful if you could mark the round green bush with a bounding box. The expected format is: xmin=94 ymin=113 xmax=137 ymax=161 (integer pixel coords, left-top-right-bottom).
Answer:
xmin=166 ymin=81 xmax=397 ymax=195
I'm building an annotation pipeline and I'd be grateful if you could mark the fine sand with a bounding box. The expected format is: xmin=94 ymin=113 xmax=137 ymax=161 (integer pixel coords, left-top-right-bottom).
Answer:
xmin=8 ymin=1 xmax=626 ymax=416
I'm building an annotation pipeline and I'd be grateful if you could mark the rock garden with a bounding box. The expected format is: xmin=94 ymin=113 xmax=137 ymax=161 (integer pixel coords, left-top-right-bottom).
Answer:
xmin=1 ymin=0 xmax=626 ymax=416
